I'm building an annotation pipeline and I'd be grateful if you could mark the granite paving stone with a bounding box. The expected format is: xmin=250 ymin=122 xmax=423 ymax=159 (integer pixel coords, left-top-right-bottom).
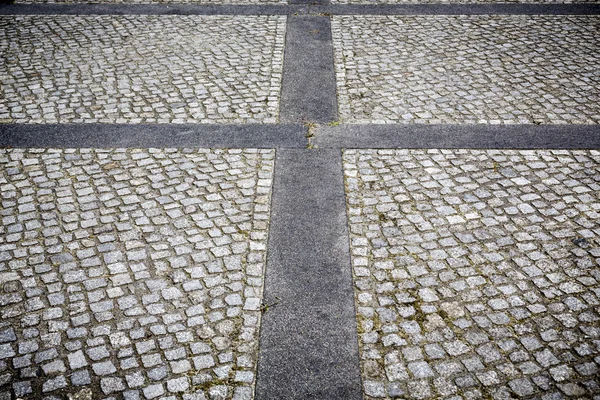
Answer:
xmin=0 ymin=16 xmax=286 ymax=124
xmin=343 ymin=149 xmax=600 ymax=399
xmin=0 ymin=148 xmax=275 ymax=399
xmin=332 ymin=16 xmax=600 ymax=124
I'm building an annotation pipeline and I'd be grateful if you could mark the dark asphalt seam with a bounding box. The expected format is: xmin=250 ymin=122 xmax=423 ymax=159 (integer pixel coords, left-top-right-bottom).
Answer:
xmin=2 ymin=3 xmax=600 ymax=15
xmin=313 ymin=3 xmax=600 ymax=14
xmin=0 ymin=123 xmax=307 ymax=148
xmin=255 ymin=149 xmax=363 ymax=400
xmin=314 ymin=124 xmax=600 ymax=149
xmin=279 ymin=15 xmax=338 ymax=125
xmin=2 ymin=123 xmax=599 ymax=149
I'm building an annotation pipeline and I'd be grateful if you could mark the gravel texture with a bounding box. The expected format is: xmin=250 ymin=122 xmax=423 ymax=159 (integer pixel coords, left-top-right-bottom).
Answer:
xmin=0 ymin=148 xmax=275 ymax=399
xmin=332 ymin=16 xmax=600 ymax=124
xmin=0 ymin=16 xmax=286 ymax=124
xmin=343 ymin=149 xmax=600 ymax=399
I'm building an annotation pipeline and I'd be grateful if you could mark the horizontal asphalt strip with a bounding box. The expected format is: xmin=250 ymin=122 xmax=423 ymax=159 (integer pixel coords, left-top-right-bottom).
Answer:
xmin=279 ymin=15 xmax=338 ymax=124
xmin=256 ymin=149 xmax=363 ymax=400
xmin=311 ymin=3 xmax=600 ymax=15
xmin=288 ymin=0 xmax=330 ymax=5
xmin=1 ymin=3 xmax=600 ymax=15
xmin=0 ymin=123 xmax=307 ymax=148
xmin=2 ymin=123 xmax=599 ymax=149
xmin=314 ymin=124 xmax=600 ymax=149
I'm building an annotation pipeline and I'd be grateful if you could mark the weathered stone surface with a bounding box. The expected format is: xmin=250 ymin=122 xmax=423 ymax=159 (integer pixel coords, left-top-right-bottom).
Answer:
xmin=0 ymin=16 xmax=285 ymax=124
xmin=344 ymin=149 xmax=600 ymax=399
xmin=0 ymin=148 xmax=275 ymax=398
xmin=333 ymin=16 xmax=600 ymax=124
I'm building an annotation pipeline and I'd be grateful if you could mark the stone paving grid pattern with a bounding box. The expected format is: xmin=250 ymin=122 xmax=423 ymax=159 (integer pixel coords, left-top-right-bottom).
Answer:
xmin=0 ymin=16 xmax=286 ymax=124
xmin=343 ymin=149 xmax=600 ymax=400
xmin=0 ymin=148 xmax=275 ymax=399
xmin=332 ymin=16 xmax=600 ymax=125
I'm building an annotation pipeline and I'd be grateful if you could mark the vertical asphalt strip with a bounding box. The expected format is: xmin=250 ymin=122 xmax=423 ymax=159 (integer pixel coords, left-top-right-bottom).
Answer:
xmin=279 ymin=16 xmax=338 ymax=123
xmin=256 ymin=149 xmax=362 ymax=399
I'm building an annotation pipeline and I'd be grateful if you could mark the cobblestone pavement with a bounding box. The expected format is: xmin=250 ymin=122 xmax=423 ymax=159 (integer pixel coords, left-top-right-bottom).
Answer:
xmin=0 ymin=16 xmax=285 ymax=124
xmin=332 ymin=16 xmax=600 ymax=124
xmin=344 ymin=149 xmax=600 ymax=399
xmin=0 ymin=148 xmax=275 ymax=399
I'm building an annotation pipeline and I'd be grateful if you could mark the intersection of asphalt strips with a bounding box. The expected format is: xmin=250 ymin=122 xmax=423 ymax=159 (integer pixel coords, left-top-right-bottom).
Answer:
xmin=0 ymin=1 xmax=599 ymax=400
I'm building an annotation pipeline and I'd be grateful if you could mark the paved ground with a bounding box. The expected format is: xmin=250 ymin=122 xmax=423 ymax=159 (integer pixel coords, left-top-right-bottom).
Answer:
xmin=0 ymin=16 xmax=285 ymax=123
xmin=333 ymin=15 xmax=599 ymax=124
xmin=1 ymin=149 xmax=274 ymax=399
xmin=0 ymin=1 xmax=599 ymax=400
xmin=345 ymin=149 xmax=600 ymax=399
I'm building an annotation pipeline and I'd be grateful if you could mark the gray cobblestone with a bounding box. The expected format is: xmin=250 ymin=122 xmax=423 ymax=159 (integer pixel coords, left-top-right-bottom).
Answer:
xmin=0 ymin=149 xmax=275 ymax=399
xmin=333 ymin=16 xmax=600 ymax=124
xmin=0 ymin=345 xmax=14 ymax=360
xmin=344 ymin=149 xmax=600 ymax=399
xmin=71 ymin=369 xmax=92 ymax=386
xmin=0 ymin=16 xmax=285 ymax=124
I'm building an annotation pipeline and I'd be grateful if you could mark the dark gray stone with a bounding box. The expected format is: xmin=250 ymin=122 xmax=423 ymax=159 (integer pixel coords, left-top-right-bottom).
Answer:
xmin=1 ymin=3 xmax=599 ymax=16
xmin=314 ymin=124 xmax=600 ymax=150
xmin=256 ymin=149 xmax=362 ymax=400
xmin=279 ymin=16 xmax=337 ymax=124
xmin=0 ymin=124 xmax=306 ymax=149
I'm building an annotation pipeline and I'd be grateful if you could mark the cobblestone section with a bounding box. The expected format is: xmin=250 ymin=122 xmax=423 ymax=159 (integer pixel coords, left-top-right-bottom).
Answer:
xmin=332 ymin=16 xmax=600 ymax=124
xmin=344 ymin=149 xmax=600 ymax=399
xmin=0 ymin=16 xmax=285 ymax=124
xmin=0 ymin=149 xmax=274 ymax=399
